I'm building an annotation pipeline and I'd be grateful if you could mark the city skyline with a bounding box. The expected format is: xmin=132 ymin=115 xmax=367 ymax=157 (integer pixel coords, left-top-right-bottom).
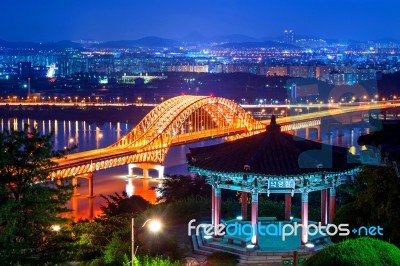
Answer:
xmin=1 ymin=0 xmax=399 ymax=42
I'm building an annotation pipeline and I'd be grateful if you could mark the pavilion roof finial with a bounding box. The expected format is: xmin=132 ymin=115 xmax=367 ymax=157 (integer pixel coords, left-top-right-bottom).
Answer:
xmin=266 ymin=115 xmax=281 ymax=132
xmin=271 ymin=115 xmax=277 ymax=125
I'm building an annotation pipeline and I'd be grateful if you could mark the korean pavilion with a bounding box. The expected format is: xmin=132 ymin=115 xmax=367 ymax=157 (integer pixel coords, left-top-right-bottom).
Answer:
xmin=187 ymin=116 xmax=360 ymax=248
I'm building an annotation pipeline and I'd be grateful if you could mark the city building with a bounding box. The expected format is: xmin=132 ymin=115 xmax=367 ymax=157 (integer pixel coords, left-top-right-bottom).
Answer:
xmin=284 ymin=29 xmax=294 ymax=44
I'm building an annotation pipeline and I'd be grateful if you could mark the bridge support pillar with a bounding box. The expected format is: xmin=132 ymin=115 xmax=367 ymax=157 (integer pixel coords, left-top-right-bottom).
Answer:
xmin=129 ymin=163 xmax=164 ymax=178
xmin=317 ymin=125 xmax=321 ymax=141
xmin=72 ymin=176 xmax=80 ymax=196
xmin=157 ymin=166 xmax=164 ymax=178
xmin=143 ymin=168 xmax=150 ymax=179
xmin=305 ymin=128 xmax=310 ymax=139
xmin=128 ymin=164 xmax=135 ymax=176
xmin=87 ymin=172 xmax=94 ymax=198
xmin=88 ymin=197 xmax=94 ymax=221
xmin=72 ymin=194 xmax=79 ymax=220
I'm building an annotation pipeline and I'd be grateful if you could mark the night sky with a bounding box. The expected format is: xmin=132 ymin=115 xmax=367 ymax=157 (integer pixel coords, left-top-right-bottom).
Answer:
xmin=1 ymin=0 xmax=399 ymax=42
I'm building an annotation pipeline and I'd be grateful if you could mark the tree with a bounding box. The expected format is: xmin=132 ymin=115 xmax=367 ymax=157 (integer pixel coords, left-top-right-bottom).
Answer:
xmin=333 ymin=165 xmax=400 ymax=245
xmin=99 ymin=192 xmax=150 ymax=217
xmin=0 ymin=126 xmax=74 ymax=265
xmin=154 ymin=174 xmax=211 ymax=203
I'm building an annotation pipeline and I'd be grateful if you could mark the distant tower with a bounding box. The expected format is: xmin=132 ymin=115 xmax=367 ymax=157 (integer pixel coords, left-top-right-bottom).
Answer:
xmin=27 ymin=77 xmax=31 ymax=98
xmin=284 ymin=29 xmax=294 ymax=44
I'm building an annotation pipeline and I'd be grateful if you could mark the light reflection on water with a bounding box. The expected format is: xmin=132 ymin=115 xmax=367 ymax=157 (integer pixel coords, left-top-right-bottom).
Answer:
xmin=0 ymin=117 xmax=369 ymax=220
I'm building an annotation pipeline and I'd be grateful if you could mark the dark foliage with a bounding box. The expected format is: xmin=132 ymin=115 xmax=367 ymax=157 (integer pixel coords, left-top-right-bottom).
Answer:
xmin=0 ymin=125 xmax=74 ymax=265
xmin=99 ymin=192 xmax=151 ymax=217
xmin=333 ymin=165 xmax=400 ymax=246
xmin=207 ymin=251 xmax=239 ymax=266
xmin=154 ymin=174 xmax=211 ymax=203
xmin=304 ymin=237 xmax=400 ymax=266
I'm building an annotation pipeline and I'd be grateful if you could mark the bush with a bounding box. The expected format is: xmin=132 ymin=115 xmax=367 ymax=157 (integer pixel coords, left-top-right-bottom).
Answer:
xmin=133 ymin=255 xmax=181 ymax=266
xmin=303 ymin=237 xmax=400 ymax=266
xmin=207 ymin=251 xmax=239 ymax=266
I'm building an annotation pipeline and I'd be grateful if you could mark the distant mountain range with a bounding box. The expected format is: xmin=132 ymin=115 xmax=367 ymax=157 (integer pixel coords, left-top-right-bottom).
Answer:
xmin=215 ymin=41 xmax=298 ymax=49
xmin=0 ymin=34 xmax=399 ymax=50
xmin=0 ymin=39 xmax=82 ymax=50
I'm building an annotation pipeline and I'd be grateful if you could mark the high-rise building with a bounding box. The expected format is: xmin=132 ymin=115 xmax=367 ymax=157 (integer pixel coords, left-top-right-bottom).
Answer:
xmin=284 ymin=29 xmax=294 ymax=44
xmin=17 ymin=62 xmax=32 ymax=78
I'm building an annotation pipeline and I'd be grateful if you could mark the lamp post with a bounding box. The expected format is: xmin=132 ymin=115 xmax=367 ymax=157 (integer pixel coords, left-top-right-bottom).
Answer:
xmin=131 ymin=218 xmax=161 ymax=266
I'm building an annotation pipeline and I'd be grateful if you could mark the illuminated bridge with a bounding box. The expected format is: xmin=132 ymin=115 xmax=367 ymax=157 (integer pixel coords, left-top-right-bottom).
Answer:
xmin=50 ymin=95 xmax=399 ymax=197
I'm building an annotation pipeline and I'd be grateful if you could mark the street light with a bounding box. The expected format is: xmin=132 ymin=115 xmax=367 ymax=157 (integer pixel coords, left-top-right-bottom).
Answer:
xmin=51 ymin=224 xmax=61 ymax=232
xmin=131 ymin=218 xmax=162 ymax=266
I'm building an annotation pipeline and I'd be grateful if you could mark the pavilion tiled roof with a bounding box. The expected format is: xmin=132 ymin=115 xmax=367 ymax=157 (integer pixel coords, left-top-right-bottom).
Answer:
xmin=188 ymin=118 xmax=359 ymax=176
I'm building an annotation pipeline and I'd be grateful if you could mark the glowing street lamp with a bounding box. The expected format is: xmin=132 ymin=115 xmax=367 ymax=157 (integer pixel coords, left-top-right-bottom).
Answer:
xmin=131 ymin=218 xmax=162 ymax=266
xmin=51 ymin=224 xmax=61 ymax=232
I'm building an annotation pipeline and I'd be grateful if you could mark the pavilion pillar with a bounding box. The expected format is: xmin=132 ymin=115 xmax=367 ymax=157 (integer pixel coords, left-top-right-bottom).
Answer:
xmin=241 ymin=192 xmax=248 ymax=221
xmin=211 ymin=188 xmax=215 ymax=225
xmin=301 ymin=192 xmax=308 ymax=245
xmin=285 ymin=193 xmax=292 ymax=220
xmin=321 ymin=189 xmax=328 ymax=225
xmin=329 ymin=187 xmax=336 ymax=223
xmin=214 ymin=188 xmax=221 ymax=229
xmin=251 ymin=193 xmax=258 ymax=245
